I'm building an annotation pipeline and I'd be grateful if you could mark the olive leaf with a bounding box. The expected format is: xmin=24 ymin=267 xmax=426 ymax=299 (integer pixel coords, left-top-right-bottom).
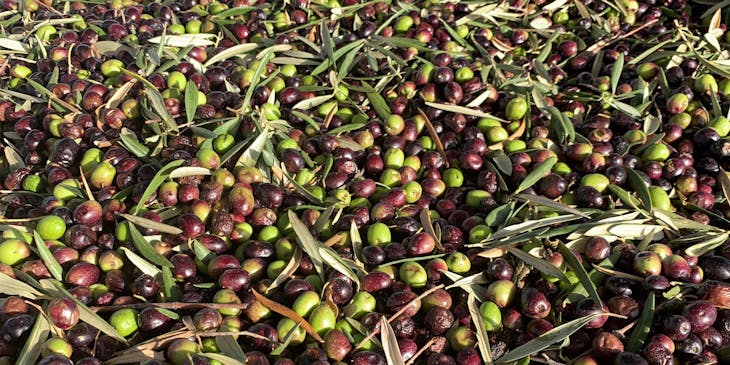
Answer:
xmin=288 ymin=210 xmax=325 ymax=279
xmin=120 ymin=247 xmax=161 ymax=277
xmin=32 ymin=231 xmax=63 ymax=282
xmin=441 ymin=270 xmax=488 ymax=302
xmin=367 ymin=91 xmax=391 ymax=121
xmin=161 ymin=266 xmax=180 ymax=302
xmin=168 ymin=166 xmax=211 ymax=179
xmin=495 ymin=313 xmax=605 ymax=364
xmin=380 ymin=316 xmax=405 ymax=365
xmin=216 ymin=322 xmax=247 ymax=360
xmin=350 ymin=220 xmax=365 ymax=266
xmin=267 ymin=247 xmax=303 ymax=293
xmin=15 ymin=312 xmax=50 ymax=365
xmin=184 ymin=81 xmax=199 ymax=125
xmin=514 ymin=194 xmax=589 ymax=218
xmin=251 ymin=289 xmax=324 ymax=343
xmin=127 ymin=223 xmax=173 ymax=268
xmin=0 ymin=272 xmax=45 ymax=299
xmin=611 ymin=53 xmax=624 ymax=94
xmin=507 ymin=247 xmax=570 ymax=284
xmin=4 ymin=146 xmax=25 ymax=170
xmin=425 ymin=101 xmax=506 ymax=121
xmin=40 ymin=279 xmax=129 ymax=345
xmin=147 ymin=33 xmax=216 ymax=47
xmin=119 ymin=130 xmax=150 ymax=158
xmin=121 ymin=213 xmax=183 ymax=235
xmin=685 ymin=233 xmax=730 ymax=257
xmin=133 ymin=159 xmax=185 ymax=214
xmin=468 ymin=294 xmax=493 ymax=365
xmin=198 ymin=353 xmax=247 ymax=365
xmin=559 ymin=242 xmax=603 ymax=307
xmin=486 ymin=214 xmax=581 ymax=242
xmin=420 ymin=208 xmax=444 ymax=250
xmin=626 ymin=292 xmax=655 ymax=352
xmin=513 ymin=157 xmax=557 ymax=195
xmin=626 ymin=168 xmax=653 ymax=211
xmin=319 ymin=246 xmax=362 ymax=287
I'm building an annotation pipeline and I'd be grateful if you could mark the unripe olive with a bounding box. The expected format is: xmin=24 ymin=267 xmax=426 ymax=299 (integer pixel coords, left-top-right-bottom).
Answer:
xmin=308 ymin=304 xmax=336 ymax=337
xmin=505 ymin=96 xmax=528 ymax=121
xmin=479 ymin=301 xmax=502 ymax=331
xmin=399 ymin=261 xmax=428 ymax=288
xmin=109 ymin=308 xmax=139 ymax=337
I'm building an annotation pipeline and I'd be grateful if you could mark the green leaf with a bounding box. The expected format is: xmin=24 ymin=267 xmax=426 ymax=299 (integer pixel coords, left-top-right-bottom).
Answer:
xmin=121 ymin=213 xmax=183 ymax=235
xmin=626 ymin=292 xmax=655 ymax=352
xmin=0 ymin=271 xmax=44 ymax=299
xmin=184 ymin=81 xmax=199 ymax=125
xmin=288 ymin=210 xmax=324 ymax=279
xmin=319 ymin=246 xmax=362 ymax=287
xmin=381 ymin=317 xmax=405 ymax=365
xmin=685 ymin=233 xmax=730 ymax=257
xmin=559 ymin=242 xmax=603 ymax=307
xmin=367 ymin=92 xmax=391 ymax=121
xmin=627 ymin=168 xmax=652 ymax=211
xmin=40 ymin=279 xmax=128 ymax=344
xmin=32 ymin=231 xmax=63 ymax=281
xmin=611 ymin=53 xmax=624 ymax=94
xmin=507 ymin=247 xmax=570 ymax=284
xmin=134 ymin=159 xmax=185 ymax=213
xmin=161 ymin=266 xmax=180 ymax=302
xmin=127 ymin=223 xmax=173 ymax=268
xmin=495 ymin=313 xmax=605 ymax=364
xmin=514 ymin=194 xmax=589 ymax=218
xmin=144 ymin=86 xmax=177 ymax=133
xmin=14 ymin=313 xmax=50 ymax=365
xmin=513 ymin=157 xmax=557 ymax=195
xmin=468 ymin=294 xmax=493 ymax=365
xmin=485 ymin=201 xmax=514 ymax=228
xmin=198 ymin=353 xmax=247 ymax=365
xmin=312 ymin=39 xmax=366 ymax=76
xmin=120 ymin=247 xmax=161 ymax=277
xmin=119 ymin=131 xmax=150 ymax=158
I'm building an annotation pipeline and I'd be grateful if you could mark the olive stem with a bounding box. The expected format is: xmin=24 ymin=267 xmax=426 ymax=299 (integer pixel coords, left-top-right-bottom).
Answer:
xmin=404 ymin=336 xmax=437 ymax=365
xmin=89 ymin=301 xmax=250 ymax=313
xmin=354 ymin=284 xmax=445 ymax=350
xmin=590 ymin=263 xmax=644 ymax=282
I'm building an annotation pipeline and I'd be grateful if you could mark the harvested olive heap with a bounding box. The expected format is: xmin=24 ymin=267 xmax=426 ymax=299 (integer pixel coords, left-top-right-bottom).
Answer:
xmin=2 ymin=0 xmax=730 ymax=364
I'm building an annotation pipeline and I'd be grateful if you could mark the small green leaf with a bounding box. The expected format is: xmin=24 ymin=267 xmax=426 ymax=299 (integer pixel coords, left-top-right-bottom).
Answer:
xmin=514 ymin=194 xmax=589 ymax=218
xmin=367 ymin=92 xmax=391 ymax=121
xmin=611 ymin=53 xmax=624 ymax=94
xmin=119 ymin=132 xmax=150 ymax=158
xmin=513 ymin=157 xmax=557 ymax=195
xmin=121 ymin=213 xmax=183 ymax=235
xmin=627 ymin=168 xmax=652 ymax=211
xmin=184 ymin=81 xmax=199 ymax=125
xmin=120 ymin=247 xmax=161 ymax=277
xmin=507 ymin=247 xmax=570 ymax=284
xmin=134 ymin=159 xmax=185 ymax=214
xmin=14 ymin=313 xmax=50 ymax=365
xmin=496 ymin=313 xmax=605 ymax=364
xmin=626 ymin=292 xmax=655 ymax=352
xmin=559 ymin=242 xmax=603 ymax=307
xmin=288 ymin=210 xmax=324 ymax=279
xmin=32 ymin=231 xmax=63 ymax=281
xmin=161 ymin=266 xmax=180 ymax=302
xmin=128 ymin=223 xmax=173 ymax=268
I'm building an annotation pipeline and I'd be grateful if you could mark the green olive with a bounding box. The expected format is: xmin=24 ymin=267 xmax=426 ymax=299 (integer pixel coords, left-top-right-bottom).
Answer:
xmin=465 ymin=190 xmax=490 ymax=208
xmin=53 ymin=178 xmax=80 ymax=202
xmin=262 ymin=103 xmax=281 ymax=121
xmin=403 ymin=181 xmax=423 ymax=203
xmin=277 ymin=318 xmax=306 ymax=345
xmin=22 ymin=175 xmax=45 ymax=193
xmin=580 ymin=173 xmax=610 ymax=193
xmin=90 ymin=161 xmax=116 ymax=189
xmin=292 ymin=290 xmax=321 ymax=318
xmin=486 ymin=126 xmax=509 ymax=144
xmin=109 ymin=308 xmax=139 ymax=337
xmin=36 ymin=215 xmax=66 ymax=241
xmin=0 ymin=239 xmax=31 ymax=266
xmin=479 ymin=301 xmax=502 ymax=331
xmin=505 ymin=96 xmax=528 ymax=121
xmin=642 ymin=143 xmax=671 ymax=162
xmin=446 ymin=252 xmax=471 ymax=274
xmin=709 ymin=116 xmax=730 ymax=137
xmin=308 ymin=304 xmax=337 ymax=336
xmin=213 ymin=289 xmax=243 ymax=316
xmin=394 ymin=15 xmax=414 ymax=33
xmin=100 ymin=59 xmax=124 ymax=78
xmin=649 ymin=186 xmax=672 ymax=211
xmin=399 ymin=261 xmax=427 ymax=288
xmin=486 ymin=279 xmax=517 ymax=308
xmin=343 ymin=291 xmax=376 ymax=319
xmin=367 ymin=222 xmax=391 ymax=247
xmin=469 ymin=224 xmax=492 ymax=244
xmin=384 ymin=148 xmax=405 ymax=169
xmin=41 ymin=337 xmax=73 ymax=358
xmin=442 ymin=168 xmax=464 ymax=188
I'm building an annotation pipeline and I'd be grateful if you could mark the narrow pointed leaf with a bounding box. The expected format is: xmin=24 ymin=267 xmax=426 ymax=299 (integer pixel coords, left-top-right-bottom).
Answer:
xmin=128 ymin=223 xmax=173 ymax=268
xmin=251 ymin=289 xmax=324 ymax=342
xmin=0 ymin=272 xmax=44 ymax=299
xmin=381 ymin=317 xmax=405 ymax=365
xmin=513 ymin=157 xmax=557 ymax=195
xmin=468 ymin=294 xmax=493 ymax=365
xmin=288 ymin=210 xmax=324 ymax=279
xmin=121 ymin=213 xmax=183 ymax=235
xmin=495 ymin=313 xmax=604 ymax=364
xmin=32 ymin=231 xmax=63 ymax=281
xmin=559 ymin=242 xmax=602 ymax=306
xmin=626 ymin=292 xmax=655 ymax=352
xmin=507 ymin=247 xmax=569 ymax=283
xmin=14 ymin=313 xmax=50 ymax=365
xmin=134 ymin=159 xmax=185 ymax=213
xmin=120 ymin=247 xmax=161 ymax=277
